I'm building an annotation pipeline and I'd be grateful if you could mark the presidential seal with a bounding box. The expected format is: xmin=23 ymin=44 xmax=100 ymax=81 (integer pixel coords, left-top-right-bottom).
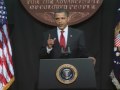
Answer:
xmin=56 ymin=64 xmax=78 ymax=84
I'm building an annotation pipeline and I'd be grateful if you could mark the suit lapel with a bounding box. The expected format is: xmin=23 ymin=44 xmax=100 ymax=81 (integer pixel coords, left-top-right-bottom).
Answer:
xmin=67 ymin=28 xmax=73 ymax=47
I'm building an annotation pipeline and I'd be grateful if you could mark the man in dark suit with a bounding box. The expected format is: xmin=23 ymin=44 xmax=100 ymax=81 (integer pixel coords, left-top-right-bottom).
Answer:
xmin=40 ymin=8 xmax=96 ymax=65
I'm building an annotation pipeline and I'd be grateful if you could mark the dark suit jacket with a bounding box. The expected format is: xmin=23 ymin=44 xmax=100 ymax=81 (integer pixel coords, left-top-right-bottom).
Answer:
xmin=40 ymin=27 xmax=89 ymax=59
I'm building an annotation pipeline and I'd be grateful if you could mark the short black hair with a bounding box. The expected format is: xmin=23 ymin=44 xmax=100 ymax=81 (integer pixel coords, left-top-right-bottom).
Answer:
xmin=54 ymin=8 xmax=69 ymax=17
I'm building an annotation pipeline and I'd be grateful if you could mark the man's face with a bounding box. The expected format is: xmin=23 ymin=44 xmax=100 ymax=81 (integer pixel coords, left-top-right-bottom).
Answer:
xmin=55 ymin=12 xmax=69 ymax=30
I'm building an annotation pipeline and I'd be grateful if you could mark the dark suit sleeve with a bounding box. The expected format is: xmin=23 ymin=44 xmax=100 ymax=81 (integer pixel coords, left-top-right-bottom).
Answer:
xmin=39 ymin=32 xmax=51 ymax=59
xmin=78 ymin=31 xmax=89 ymax=58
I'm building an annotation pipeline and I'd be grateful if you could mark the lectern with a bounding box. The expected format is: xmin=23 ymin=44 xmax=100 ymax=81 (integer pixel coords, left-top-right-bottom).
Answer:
xmin=38 ymin=58 xmax=96 ymax=90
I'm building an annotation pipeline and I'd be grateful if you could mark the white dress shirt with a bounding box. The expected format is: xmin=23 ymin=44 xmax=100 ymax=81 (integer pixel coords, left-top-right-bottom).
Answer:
xmin=57 ymin=26 xmax=68 ymax=47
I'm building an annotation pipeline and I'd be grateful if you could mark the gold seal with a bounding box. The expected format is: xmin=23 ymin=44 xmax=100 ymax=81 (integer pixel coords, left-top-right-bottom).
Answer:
xmin=56 ymin=64 xmax=78 ymax=84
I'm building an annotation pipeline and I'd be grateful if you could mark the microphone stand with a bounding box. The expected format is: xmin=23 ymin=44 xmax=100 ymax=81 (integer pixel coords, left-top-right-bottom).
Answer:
xmin=61 ymin=46 xmax=71 ymax=58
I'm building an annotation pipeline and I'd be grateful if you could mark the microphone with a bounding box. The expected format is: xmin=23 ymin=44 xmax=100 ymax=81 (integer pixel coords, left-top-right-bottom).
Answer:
xmin=67 ymin=46 xmax=71 ymax=54
xmin=61 ymin=46 xmax=71 ymax=58
xmin=61 ymin=47 xmax=65 ymax=54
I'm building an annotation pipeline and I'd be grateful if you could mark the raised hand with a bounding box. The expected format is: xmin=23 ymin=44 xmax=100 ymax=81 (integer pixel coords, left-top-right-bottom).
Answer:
xmin=47 ymin=34 xmax=56 ymax=49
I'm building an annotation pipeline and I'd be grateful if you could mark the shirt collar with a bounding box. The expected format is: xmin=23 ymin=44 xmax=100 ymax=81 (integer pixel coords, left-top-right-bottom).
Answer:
xmin=57 ymin=26 xmax=68 ymax=33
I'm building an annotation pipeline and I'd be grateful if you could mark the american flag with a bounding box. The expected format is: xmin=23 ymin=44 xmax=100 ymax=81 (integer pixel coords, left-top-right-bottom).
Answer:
xmin=110 ymin=7 xmax=120 ymax=89
xmin=0 ymin=0 xmax=14 ymax=90
xmin=115 ymin=34 xmax=120 ymax=47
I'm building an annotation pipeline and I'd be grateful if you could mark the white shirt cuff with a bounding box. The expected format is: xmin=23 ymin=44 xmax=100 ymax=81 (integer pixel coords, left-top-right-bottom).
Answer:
xmin=46 ymin=46 xmax=52 ymax=54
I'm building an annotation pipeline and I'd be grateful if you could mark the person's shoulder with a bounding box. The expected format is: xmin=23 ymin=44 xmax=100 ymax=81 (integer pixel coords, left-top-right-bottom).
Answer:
xmin=69 ymin=27 xmax=83 ymax=33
